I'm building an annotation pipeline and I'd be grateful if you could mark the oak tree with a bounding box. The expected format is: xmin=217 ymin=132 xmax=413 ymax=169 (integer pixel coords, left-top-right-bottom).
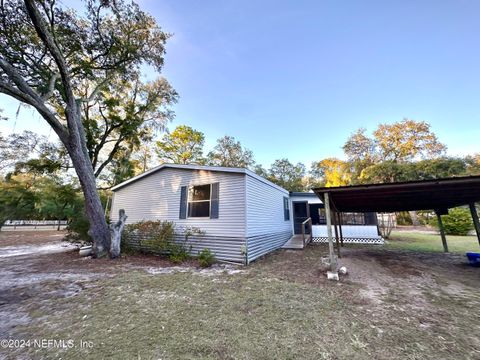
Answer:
xmin=0 ymin=0 xmax=171 ymax=257
xmin=156 ymin=125 xmax=205 ymax=165
xmin=268 ymin=158 xmax=306 ymax=192
xmin=310 ymin=158 xmax=350 ymax=187
xmin=206 ymin=135 xmax=255 ymax=168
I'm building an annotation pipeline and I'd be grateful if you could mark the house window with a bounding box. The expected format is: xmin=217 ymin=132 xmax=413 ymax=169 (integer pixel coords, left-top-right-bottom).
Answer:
xmin=318 ymin=208 xmax=326 ymax=224
xmin=188 ymin=184 xmax=211 ymax=217
xmin=343 ymin=212 xmax=366 ymax=225
xmin=283 ymin=197 xmax=290 ymax=221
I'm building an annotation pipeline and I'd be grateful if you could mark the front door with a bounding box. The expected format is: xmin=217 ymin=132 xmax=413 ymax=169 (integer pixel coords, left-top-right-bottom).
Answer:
xmin=293 ymin=201 xmax=310 ymax=234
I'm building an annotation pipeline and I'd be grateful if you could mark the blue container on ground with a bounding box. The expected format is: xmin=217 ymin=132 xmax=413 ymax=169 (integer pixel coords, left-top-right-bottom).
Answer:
xmin=466 ymin=252 xmax=480 ymax=267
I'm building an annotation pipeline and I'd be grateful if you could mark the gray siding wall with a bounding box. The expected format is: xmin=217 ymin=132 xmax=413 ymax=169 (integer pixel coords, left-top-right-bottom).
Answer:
xmin=111 ymin=168 xmax=247 ymax=238
xmin=245 ymin=174 xmax=292 ymax=237
xmin=246 ymin=231 xmax=292 ymax=263
xmin=245 ymin=174 xmax=292 ymax=261
xmin=112 ymin=168 xmax=295 ymax=264
xmin=124 ymin=233 xmax=246 ymax=263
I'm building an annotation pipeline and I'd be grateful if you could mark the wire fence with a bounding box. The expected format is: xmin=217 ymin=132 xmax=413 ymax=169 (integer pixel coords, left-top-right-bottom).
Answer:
xmin=1 ymin=220 xmax=68 ymax=231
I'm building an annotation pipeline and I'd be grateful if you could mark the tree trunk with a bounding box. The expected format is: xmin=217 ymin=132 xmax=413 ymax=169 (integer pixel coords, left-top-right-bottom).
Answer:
xmin=2 ymin=0 xmax=111 ymax=258
xmin=65 ymin=108 xmax=111 ymax=258
xmin=409 ymin=210 xmax=421 ymax=226
xmin=110 ymin=209 xmax=127 ymax=259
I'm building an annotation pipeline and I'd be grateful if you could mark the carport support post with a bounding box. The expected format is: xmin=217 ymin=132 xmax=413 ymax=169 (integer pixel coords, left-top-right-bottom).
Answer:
xmin=324 ymin=193 xmax=337 ymax=271
xmin=332 ymin=210 xmax=341 ymax=258
xmin=435 ymin=211 xmax=449 ymax=253
xmin=469 ymin=203 xmax=480 ymax=246
xmin=338 ymin=213 xmax=344 ymax=247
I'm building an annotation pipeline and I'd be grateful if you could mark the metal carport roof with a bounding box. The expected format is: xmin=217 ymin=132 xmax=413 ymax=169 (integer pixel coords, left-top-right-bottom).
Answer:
xmin=313 ymin=175 xmax=480 ymax=257
xmin=312 ymin=175 xmax=480 ymax=213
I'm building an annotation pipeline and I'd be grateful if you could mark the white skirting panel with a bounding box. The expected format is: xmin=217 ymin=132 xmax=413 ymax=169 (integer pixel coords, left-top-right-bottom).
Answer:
xmin=311 ymin=225 xmax=384 ymax=244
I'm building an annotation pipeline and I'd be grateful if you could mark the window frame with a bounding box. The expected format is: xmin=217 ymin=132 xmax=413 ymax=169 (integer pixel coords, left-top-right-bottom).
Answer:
xmin=318 ymin=208 xmax=327 ymax=225
xmin=187 ymin=183 xmax=212 ymax=218
xmin=283 ymin=197 xmax=290 ymax=221
xmin=342 ymin=212 xmax=366 ymax=225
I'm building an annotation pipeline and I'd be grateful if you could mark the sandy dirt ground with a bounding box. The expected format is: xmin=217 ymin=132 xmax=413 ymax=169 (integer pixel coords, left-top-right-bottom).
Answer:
xmin=1 ymin=231 xmax=479 ymax=359
xmin=0 ymin=231 xmax=69 ymax=248
xmin=0 ymin=231 xmax=233 ymax=338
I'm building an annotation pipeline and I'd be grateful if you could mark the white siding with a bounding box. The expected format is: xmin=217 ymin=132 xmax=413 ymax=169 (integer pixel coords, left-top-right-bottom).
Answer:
xmin=111 ymin=168 xmax=247 ymax=238
xmin=289 ymin=194 xmax=323 ymax=204
xmin=312 ymin=225 xmax=381 ymax=239
xmin=245 ymin=174 xmax=292 ymax=237
xmin=311 ymin=225 xmax=384 ymax=244
xmin=289 ymin=193 xmax=323 ymax=234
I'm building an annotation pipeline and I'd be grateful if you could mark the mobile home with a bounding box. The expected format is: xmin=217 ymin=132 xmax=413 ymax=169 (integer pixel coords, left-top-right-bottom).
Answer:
xmin=110 ymin=164 xmax=292 ymax=264
xmin=111 ymin=164 xmax=382 ymax=264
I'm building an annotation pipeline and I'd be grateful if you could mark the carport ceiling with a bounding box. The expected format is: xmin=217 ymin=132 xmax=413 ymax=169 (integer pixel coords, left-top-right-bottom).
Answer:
xmin=313 ymin=175 xmax=480 ymax=213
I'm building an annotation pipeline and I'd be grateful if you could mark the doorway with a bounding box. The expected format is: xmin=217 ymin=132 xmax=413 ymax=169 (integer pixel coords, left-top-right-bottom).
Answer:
xmin=292 ymin=201 xmax=310 ymax=234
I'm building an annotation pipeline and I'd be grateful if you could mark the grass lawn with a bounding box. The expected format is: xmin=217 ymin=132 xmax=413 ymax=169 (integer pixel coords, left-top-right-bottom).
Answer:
xmin=387 ymin=230 xmax=480 ymax=253
xmin=2 ymin=231 xmax=480 ymax=359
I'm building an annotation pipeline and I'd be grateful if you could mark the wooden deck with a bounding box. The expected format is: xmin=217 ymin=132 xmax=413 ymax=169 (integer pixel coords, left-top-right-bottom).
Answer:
xmin=281 ymin=234 xmax=312 ymax=249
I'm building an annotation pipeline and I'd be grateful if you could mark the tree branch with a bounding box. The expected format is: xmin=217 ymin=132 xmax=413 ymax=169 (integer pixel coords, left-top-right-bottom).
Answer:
xmin=24 ymin=0 xmax=76 ymax=108
xmin=80 ymin=76 xmax=111 ymax=103
xmin=94 ymin=136 xmax=125 ymax=177
xmin=41 ymin=72 xmax=59 ymax=100
xmin=0 ymin=79 xmax=69 ymax=143
xmin=0 ymin=58 xmax=41 ymax=101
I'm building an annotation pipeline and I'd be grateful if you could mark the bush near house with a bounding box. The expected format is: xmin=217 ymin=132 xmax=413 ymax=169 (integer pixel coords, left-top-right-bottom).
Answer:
xmin=432 ymin=207 xmax=474 ymax=236
xmin=198 ymin=248 xmax=216 ymax=268
xmin=122 ymin=220 xmax=176 ymax=255
xmin=167 ymin=242 xmax=191 ymax=264
xmin=122 ymin=221 xmax=208 ymax=263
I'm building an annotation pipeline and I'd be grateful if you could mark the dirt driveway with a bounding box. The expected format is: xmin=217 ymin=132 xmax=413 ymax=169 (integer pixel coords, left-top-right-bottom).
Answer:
xmin=1 ymin=231 xmax=479 ymax=359
xmin=0 ymin=231 xmax=75 ymax=259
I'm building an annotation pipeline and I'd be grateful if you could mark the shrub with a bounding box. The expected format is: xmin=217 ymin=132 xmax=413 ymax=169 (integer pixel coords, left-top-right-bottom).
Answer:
xmin=167 ymin=242 xmax=191 ymax=263
xmin=123 ymin=220 xmax=175 ymax=254
xmin=432 ymin=207 xmax=474 ymax=236
xmin=417 ymin=210 xmax=434 ymax=226
xmin=166 ymin=225 xmax=205 ymax=263
xmin=198 ymin=248 xmax=215 ymax=268
xmin=377 ymin=213 xmax=395 ymax=239
xmin=123 ymin=221 xmax=207 ymax=263
xmin=120 ymin=227 xmax=138 ymax=255
xmin=396 ymin=211 xmax=412 ymax=226
xmin=64 ymin=190 xmax=110 ymax=243
xmin=396 ymin=211 xmax=432 ymax=226
xmin=66 ymin=213 xmax=91 ymax=243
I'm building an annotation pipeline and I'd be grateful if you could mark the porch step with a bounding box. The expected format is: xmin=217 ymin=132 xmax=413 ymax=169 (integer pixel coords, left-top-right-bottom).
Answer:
xmin=281 ymin=234 xmax=311 ymax=249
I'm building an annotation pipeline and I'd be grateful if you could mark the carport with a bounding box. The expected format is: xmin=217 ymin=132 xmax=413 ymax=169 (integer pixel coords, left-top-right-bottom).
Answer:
xmin=313 ymin=175 xmax=480 ymax=270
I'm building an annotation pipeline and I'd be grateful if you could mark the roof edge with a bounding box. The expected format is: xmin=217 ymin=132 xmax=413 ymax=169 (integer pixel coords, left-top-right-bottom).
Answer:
xmin=289 ymin=191 xmax=317 ymax=196
xmin=312 ymin=175 xmax=480 ymax=193
xmin=111 ymin=163 xmax=289 ymax=193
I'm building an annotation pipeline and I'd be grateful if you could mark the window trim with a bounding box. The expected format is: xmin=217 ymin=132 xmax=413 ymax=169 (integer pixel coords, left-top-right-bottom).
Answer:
xmin=342 ymin=212 xmax=366 ymax=225
xmin=187 ymin=183 xmax=212 ymax=218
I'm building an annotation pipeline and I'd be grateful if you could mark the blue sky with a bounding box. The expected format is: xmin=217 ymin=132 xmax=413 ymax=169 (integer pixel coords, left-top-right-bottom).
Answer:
xmin=1 ymin=0 xmax=479 ymax=168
